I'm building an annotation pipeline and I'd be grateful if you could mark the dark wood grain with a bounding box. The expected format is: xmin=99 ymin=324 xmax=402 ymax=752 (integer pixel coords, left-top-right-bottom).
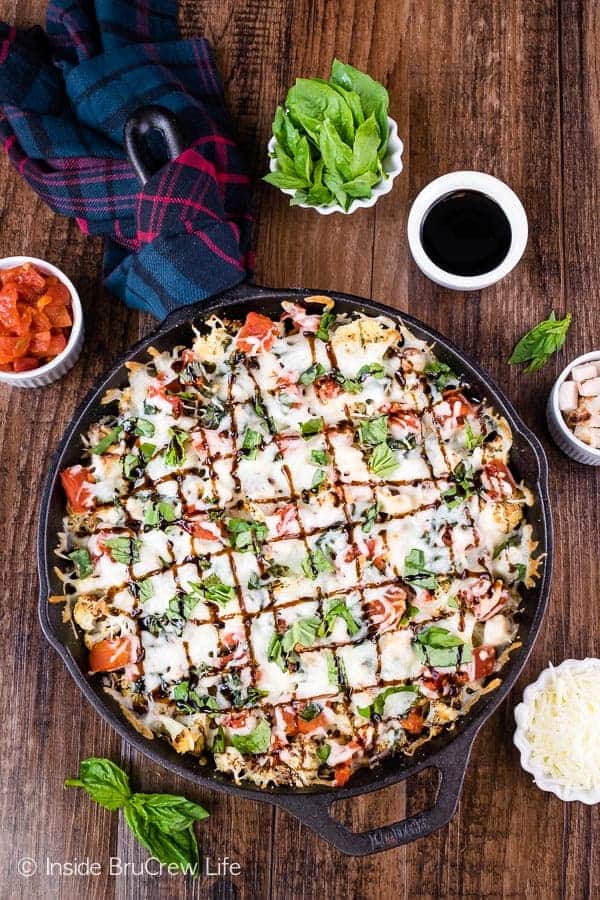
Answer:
xmin=0 ymin=0 xmax=598 ymax=898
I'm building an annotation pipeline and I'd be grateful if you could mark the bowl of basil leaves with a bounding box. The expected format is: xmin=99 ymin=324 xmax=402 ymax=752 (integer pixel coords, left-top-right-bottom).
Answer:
xmin=264 ymin=60 xmax=403 ymax=214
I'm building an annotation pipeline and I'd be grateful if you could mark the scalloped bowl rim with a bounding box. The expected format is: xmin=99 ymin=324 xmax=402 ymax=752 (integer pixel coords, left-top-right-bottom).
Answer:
xmin=267 ymin=116 xmax=403 ymax=215
xmin=548 ymin=350 xmax=600 ymax=459
xmin=0 ymin=255 xmax=83 ymax=383
xmin=514 ymin=657 xmax=600 ymax=803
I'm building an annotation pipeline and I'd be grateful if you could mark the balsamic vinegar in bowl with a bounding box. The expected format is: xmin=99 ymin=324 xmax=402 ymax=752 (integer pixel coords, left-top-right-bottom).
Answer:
xmin=421 ymin=190 xmax=512 ymax=277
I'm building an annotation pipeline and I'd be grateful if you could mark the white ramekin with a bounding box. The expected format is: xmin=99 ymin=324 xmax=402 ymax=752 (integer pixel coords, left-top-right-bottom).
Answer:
xmin=514 ymin=659 xmax=600 ymax=804
xmin=0 ymin=256 xmax=84 ymax=389
xmin=407 ymin=171 xmax=528 ymax=290
xmin=547 ymin=350 xmax=600 ymax=466
xmin=267 ymin=116 xmax=403 ymax=215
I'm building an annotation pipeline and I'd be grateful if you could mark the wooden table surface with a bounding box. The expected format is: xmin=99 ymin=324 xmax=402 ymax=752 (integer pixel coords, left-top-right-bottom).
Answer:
xmin=1 ymin=1 xmax=599 ymax=897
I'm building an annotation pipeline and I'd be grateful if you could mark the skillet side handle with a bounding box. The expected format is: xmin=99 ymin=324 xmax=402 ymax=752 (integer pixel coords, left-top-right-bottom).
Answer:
xmin=274 ymin=733 xmax=473 ymax=856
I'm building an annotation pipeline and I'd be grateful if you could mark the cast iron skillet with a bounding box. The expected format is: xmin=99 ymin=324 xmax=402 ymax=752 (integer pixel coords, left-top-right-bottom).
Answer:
xmin=38 ymin=109 xmax=553 ymax=856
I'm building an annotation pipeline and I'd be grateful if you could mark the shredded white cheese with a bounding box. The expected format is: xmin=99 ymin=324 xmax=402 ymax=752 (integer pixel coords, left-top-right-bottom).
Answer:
xmin=525 ymin=663 xmax=600 ymax=791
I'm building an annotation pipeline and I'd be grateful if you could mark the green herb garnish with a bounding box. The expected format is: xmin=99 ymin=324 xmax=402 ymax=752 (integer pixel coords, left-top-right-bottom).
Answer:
xmin=241 ymin=427 xmax=262 ymax=460
xmin=316 ymin=310 xmax=336 ymax=341
xmin=318 ymin=600 xmax=360 ymax=638
xmin=164 ymin=428 xmax=188 ymax=468
xmin=357 ymin=685 xmax=418 ymax=719
xmin=231 ymin=719 xmax=271 ymax=755
xmin=105 ymin=537 xmax=139 ymax=565
xmin=300 ymin=417 xmax=325 ymax=438
xmin=299 ymin=362 xmax=326 ymax=385
xmin=361 ymin=503 xmax=379 ymax=533
xmin=311 ymin=449 xmax=329 ymax=466
xmin=465 ymin=422 xmax=485 ymax=450
xmin=68 ymin=548 xmax=93 ymax=579
xmin=65 ymin=757 xmax=208 ymax=876
xmin=358 ymin=414 xmax=388 ymax=446
xmin=403 ymin=548 xmax=437 ymax=591
xmin=227 ymin=518 xmax=268 ymax=553
xmin=424 ymin=361 xmax=459 ymax=391
xmin=508 ymin=311 xmax=572 ymax=372
xmin=91 ymin=426 xmax=122 ymax=455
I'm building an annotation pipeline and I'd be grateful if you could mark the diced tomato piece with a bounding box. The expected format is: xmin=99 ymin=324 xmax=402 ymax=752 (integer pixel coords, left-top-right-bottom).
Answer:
xmin=275 ymin=503 xmax=298 ymax=536
xmin=473 ymin=646 xmax=496 ymax=680
xmin=297 ymin=709 xmax=328 ymax=735
xmin=222 ymin=710 xmax=250 ymax=729
xmin=0 ymin=283 xmax=20 ymax=330
xmin=190 ymin=520 xmax=221 ymax=541
xmin=14 ymin=303 xmax=33 ymax=335
xmin=60 ymin=465 xmax=94 ymax=513
xmin=315 ymin=376 xmax=342 ymax=401
xmin=281 ymin=707 xmax=298 ymax=736
xmin=44 ymin=302 xmax=72 ymax=328
xmin=30 ymin=330 xmax=51 ymax=356
xmin=0 ymin=333 xmax=30 ymax=364
xmin=47 ymin=331 xmax=68 ymax=357
xmin=14 ymin=263 xmax=46 ymax=291
xmin=45 ymin=281 xmax=71 ymax=305
xmin=334 ymin=763 xmax=353 ymax=787
xmin=236 ymin=312 xmax=275 ymax=353
xmin=401 ymin=707 xmax=425 ymax=735
xmin=32 ymin=308 xmax=51 ymax=331
xmin=89 ymin=635 xmax=138 ymax=673
xmin=12 ymin=356 xmax=39 ymax=372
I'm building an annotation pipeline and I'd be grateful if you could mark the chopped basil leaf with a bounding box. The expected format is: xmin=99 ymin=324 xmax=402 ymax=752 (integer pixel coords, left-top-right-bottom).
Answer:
xmin=316 ymin=309 xmax=335 ymax=342
xmin=164 ymin=428 xmax=188 ymax=468
xmin=326 ymin=652 xmax=339 ymax=686
xmin=298 ymin=702 xmax=321 ymax=722
xmin=299 ymin=362 xmax=326 ymax=384
xmin=361 ymin=503 xmax=379 ymax=533
xmin=134 ymin=418 xmax=155 ymax=437
xmin=316 ymin=744 xmax=331 ymax=763
xmin=465 ymin=422 xmax=485 ymax=450
xmin=302 ymin=544 xmax=336 ymax=579
xmin=105 ymin=537 xmax=139 ymax=565
xmin=140 ymin=442 xmax=156 ymax=461
xmin=311 ymin=449 xmax=329 ymax=465
xmin=267 ymin=633 xmax=285 ymax=670
xmin=281 ymin=616 xmax=321 ymax=653
xmin=311 ymin=468 xmax=326 ymax=490
xmin=198 ymin=403 xmax=226 ymax=430
xmin=417 ymin=625 xmax=463 ymax=648
xmin=357 ymin=685 xmax=418 ymax=719
xmin=424 ymin=360 xmax=459 ymax=390
xmin=369 ymin=442 xmax=398 ymax=477
xmin=358 ymin=414 xmax=388 ymax=446
xmin=68 ymin=548 xmax=93 ymax=579
xmin=515 ymin=563 xmax=527 ymax=583
xmin=301 ymin=417 xmax=325 ymax=438
xmin=241 ymin=427 xmax=262 ymax=460
xmin=123 ymin=453 xmax=141 ymax=480
xmin=441 ymin=462 xmax=475 ymax=508
xmin=91 ymin=426 xmax=122 ymax=455
xmin=404 ymin=548 xmax=437 ymax=591
xmin=318 ymin=599 xmax=360 ymax=637
xmin=493 ymin=533 xmax=520 ymax=559
xmin=399 ymin=602 xmax=419 ymax=625
xmin=357 ymin=363 xmax=385 ymax=380
xmin=138 ymin=578 xmax=153 ymax=603
xmin=231 ymin=719 xmax=271 ymax=754
xmin=227 ymin=518 xmax=268 ymax=553
xmin=212 ymin=726 xmax=225 ymax=753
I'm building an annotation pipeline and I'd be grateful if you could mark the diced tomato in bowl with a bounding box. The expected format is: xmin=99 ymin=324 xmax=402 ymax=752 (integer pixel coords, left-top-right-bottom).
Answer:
xmin=0 ymin=256 xmax=83 ymax=387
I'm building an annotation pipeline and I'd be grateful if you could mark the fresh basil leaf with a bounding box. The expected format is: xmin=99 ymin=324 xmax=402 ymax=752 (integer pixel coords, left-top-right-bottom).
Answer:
xmin=508 ymin=311 xmax=572 ymax=372
xmin=493 ymin=533 xmax=520 ymax=559
xmin=311 ymin=449 xmax=329 ymax=465
xmin=241 ymin=427 xmax=262 ymax=460
xmin=369 ymin=442 xmax=398 ymax=477
xmin=515 ymin=563 xmax=527 ymax=583
xmin=316 ymin=309 xmax=336 ymax=342
xmin=227 ymin=518 xmax=268 ymax=553
xmin=329 ymin=59 xmax=389 ymax=156
xmin=465 ymin=422 xmax=485 ymax=450
xmin=68 ymin=548 xmax=93 ymax=579
xmin=417 ymin=625 xmax=463 ymax=649
xmin=124 ymin=802 xmax=200 ymax=875
xmin=298 ymin=702 xmax=321 ymax=722
xmin=91 ymin=426 xmax=122 ymax=455
xmin=326 ymin=652 xmax=339 ymax=686
xmin=357 ymin=363 xmax=385 ymax=380
xmin=311 ymin=468 xmax=326 ymax=490
xmin=287 ymin=78 xmax=355 ymax=145
xmin=64 ymin=757 xmax=131 ymax=811
xmin=138 ymin=578 xmax=153 ymax=604
xmin=231 ymin=719 xmax=272 ymax=754
xmin=358 ymin=415 xmax=388 ymax=446
xmin=343 ymin=170 xmax=380 ymax=198
xmin=140 ymin=442 xmax=156 ymax=461
xmin=301 ymin=417 xmax=324 ymax=438
xmin=361 ymin=503 xmax=379 ymax=533
xmin=299 ymin=362 xmax=326 ymax=385
xmin=349 ymin=114 xmax=381 ymax=177
xmin=200 ymin=575 xmax=235 ymax=606
xmin=358 ymin=685 xmax=418 ymax=719
xmin=404 ymin=548 xmax=437 ymax=591
xmin=198 ymin=403 xmax=226 ymax=430
xmin=164 ymin=428 xmax=188 ymax=468
xmin=281 ymin=616 xmax=321 ymax=653
xmin=318 ymin=600 xmax=360 ymax=638
xmin=212 ymin=726 xmax=225 ymax=754
xmin=130 ymin=792 xmax=209 ymax=830
xmin=105 ymin=537 xmax=139 ymax=565
xmin=267 ymin=633 xmax=285 ymax=670
xmin=424 ymin=361 xmax=459 ymax=391
xmin=134 ymin=418 xmax=155 ymax=437
xmin=316 ymin=743 xmax=331 ymax=763
xmin=400 ymin=602 xmax=419 ymax=625
xmin=123 ymin=453 xmax=141 ymax=480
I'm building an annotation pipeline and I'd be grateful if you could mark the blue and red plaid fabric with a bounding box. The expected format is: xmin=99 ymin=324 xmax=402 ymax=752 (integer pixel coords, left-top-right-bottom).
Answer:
xmin=0 ymin=0 xmax=253 ymax=319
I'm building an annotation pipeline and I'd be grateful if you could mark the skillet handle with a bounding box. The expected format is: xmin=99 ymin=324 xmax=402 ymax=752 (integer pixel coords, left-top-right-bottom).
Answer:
xmin=124 ymin=105 xmax=187 ymax=186
xmin=273 ymin=731 xmax=473 ymax=856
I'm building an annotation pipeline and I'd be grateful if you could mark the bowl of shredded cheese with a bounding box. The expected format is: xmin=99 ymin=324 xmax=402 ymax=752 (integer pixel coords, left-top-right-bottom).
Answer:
xmin=514 ymin=659 xmax=600 ymax=803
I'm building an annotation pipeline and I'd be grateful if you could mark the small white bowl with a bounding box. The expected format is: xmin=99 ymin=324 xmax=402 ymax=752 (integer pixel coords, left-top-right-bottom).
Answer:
xmin=0 ymin=256 xmax=84 ymax=389
xmin=547 ymin=350 xmax=600 ymax=466
xmin=266 ymin=116 xmax=403 ymax=215
xmin=407 ymin=171 xmax=528 ymax=290
xmin=514 ymin=658 xmax=600 ymax=804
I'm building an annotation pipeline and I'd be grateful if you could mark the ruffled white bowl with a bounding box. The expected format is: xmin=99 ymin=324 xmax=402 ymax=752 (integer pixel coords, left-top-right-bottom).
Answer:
xmin=514 ymin=658 xmax=600 ymax=803
xmin=266 ymin=116 xmax=403 ymax=215
xmin=547 ymin=351 xmax=600 ymax=466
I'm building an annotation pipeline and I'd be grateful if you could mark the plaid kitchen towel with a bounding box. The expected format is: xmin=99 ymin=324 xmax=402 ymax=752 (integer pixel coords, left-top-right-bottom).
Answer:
xmin=0 ymin=0 xmax=253 ymax=318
